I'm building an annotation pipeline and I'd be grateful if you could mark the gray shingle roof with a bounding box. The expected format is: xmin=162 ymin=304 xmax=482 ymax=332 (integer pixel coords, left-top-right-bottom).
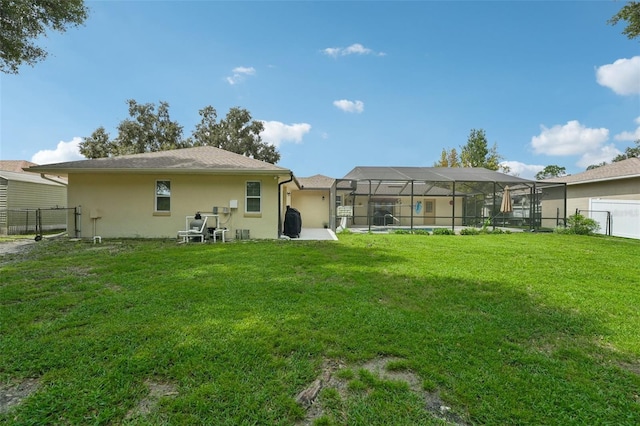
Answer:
xmin=544 ymin=158 xmax=640 ymax=184
xmin=24 ymin=146 xmax=291 ymax=175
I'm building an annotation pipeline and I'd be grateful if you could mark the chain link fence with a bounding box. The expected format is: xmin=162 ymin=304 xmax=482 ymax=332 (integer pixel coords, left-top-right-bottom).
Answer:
xmin=0 ymin=207 xmax=79 ymax=236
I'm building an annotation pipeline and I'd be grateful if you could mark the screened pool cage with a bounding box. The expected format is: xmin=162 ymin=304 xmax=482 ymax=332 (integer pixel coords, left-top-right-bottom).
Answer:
xmin=328 ymin=167 xmax=567 ymax=232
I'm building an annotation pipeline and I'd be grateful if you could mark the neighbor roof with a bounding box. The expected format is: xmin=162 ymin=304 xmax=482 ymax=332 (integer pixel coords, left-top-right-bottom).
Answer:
xmin=24 ymin=146 xmax=291 ymax=175
xmin=544 ymin=158 xmax=640 ymax=185
xmin=0 ymin=160 xmax=37 ymax=173
xmin=297 ymin=174 xmax=335 ymax=189
xmin=343 ymin=166 xmax=534 ymax=184
xmin=0 ymin=169 xmax=66 ymax=186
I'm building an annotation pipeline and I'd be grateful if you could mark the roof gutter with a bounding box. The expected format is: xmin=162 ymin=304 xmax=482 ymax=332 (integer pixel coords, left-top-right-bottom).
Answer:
xmin=40 ymin=173 xmax=67 ymax=187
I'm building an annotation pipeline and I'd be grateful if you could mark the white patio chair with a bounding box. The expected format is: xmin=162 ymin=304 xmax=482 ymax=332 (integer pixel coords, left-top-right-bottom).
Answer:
xmin=177 ymin=216 xmax=208 ymax=243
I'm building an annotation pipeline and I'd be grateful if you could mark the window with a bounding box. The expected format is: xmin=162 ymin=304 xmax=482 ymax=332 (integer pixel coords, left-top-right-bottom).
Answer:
xmin=246 ymin=181 xmax=261 ymax=213
xmin=156 ymin=180 xmax=171 ymax=212
xmin=336 ymin=195 xmax=342 ymax=207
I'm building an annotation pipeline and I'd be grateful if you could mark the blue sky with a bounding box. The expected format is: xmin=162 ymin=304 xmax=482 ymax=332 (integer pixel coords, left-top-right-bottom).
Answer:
xmin=1 ymin=0 xmax=639 ymax=179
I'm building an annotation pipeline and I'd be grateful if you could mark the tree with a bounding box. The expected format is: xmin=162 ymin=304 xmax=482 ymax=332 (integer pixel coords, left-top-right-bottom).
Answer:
xmin=81 ymin=100 xmax=282 ymax=163
xmin=79 ymin=127 xmax=112 ymax=159
xmin=114 ymin=100 xmax=186 ymax=155
xmin=79 ymin=100 xmax=186 ymax=158
xmin=612 ymin=139 xmax=640 ymax=162
xmin=436 ymin=129 xmax=508 ymax=172
xmin=586 ymin=162 xmax=607 ymax=171
xmin=1 ymin=0 xmax=89 ymax=74
xmin=460 ymin=128 xmax=504 ymax=171
xmin=434 ymin=148 xmax=460 ymax=167
xmin=535 ymin=165 xmax=566 ymax=180
xmin=608 ymin=1 xmax=640 ymax=40
xmin=190 ymin=106 xmax=280 ymax=164
xmin=584 ymin=139 xmax=639 ymax=170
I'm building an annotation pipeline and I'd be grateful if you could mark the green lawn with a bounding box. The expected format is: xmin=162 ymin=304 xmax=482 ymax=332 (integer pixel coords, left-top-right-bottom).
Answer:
xmin=1 ymin=233 xmax=639 ymax=425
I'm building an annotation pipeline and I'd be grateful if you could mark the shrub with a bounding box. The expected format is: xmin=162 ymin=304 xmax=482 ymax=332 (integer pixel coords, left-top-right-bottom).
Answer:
xmin=460 ymin=227 xmax=480 ymax=235
xmin=556 ymin=213 xmax=600 ymax=235
xmin=490 ymin=228 xmax=511 ymax=234
xmin=432 ymin=228 xmax=455 ymax=235
xmin=393 ymin=229 xmax=412 ymax=235
xmin=413 ymin=229 xmax=430 ymax=235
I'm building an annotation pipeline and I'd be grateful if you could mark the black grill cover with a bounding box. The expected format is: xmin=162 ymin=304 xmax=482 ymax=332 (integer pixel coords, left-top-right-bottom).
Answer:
xmin=283 ymin=206 xmax=302 ymax=238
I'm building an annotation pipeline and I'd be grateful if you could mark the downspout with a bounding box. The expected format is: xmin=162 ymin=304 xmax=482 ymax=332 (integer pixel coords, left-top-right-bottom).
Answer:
xmin=278 ymin=173 xmax=297 ymax=237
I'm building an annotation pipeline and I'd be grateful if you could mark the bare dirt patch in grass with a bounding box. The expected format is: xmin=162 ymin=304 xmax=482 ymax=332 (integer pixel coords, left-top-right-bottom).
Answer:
xmin=296 ymin=357 xmax=469 ymax=425
xmin=0 ymin=378 xmax=41 ymax=414
xmin=125 ymin=379 xmax=179 ymax=420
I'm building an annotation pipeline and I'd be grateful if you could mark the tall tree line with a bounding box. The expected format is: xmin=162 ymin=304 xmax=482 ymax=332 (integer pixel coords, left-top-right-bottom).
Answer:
xmin=80 ymin=100 xmax=280 ymax=164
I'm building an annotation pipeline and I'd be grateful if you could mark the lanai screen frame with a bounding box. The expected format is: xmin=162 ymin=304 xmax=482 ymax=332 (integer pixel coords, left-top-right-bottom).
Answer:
xmin=330 ymin=167 xmax=567 ymax=232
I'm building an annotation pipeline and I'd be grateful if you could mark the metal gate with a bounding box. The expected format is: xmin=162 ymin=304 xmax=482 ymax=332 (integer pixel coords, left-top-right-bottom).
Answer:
xmin=0 ymin=207 xmax=80 ymax=238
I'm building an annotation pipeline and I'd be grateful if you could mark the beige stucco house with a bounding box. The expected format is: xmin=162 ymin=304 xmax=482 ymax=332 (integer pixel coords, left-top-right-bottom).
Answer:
xmin=291 ymin=175 xmax=334 ymax=228
xmin=26 ymin=146 xmax=298 ymax=240
xmin=543 ymin=158 xmax=640 ymax=212
xmin=542 ymin=158 xmax=640 ymax=237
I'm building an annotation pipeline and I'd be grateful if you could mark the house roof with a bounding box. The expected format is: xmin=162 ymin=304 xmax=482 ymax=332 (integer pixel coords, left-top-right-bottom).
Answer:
xmin=544 ymin=157 xmax=640 ymax=185
xmin=342 ymin=166 xmax=535 ymax=184
xmin=24 ymin=146 xmax=292 ymax=176
xmin=0 ymin=160 xmax=37 ymax=173
xmin=297 ymin=174 xmax=335 ymax=189
xmin=0 ymin=169 xmax=66 ymax=186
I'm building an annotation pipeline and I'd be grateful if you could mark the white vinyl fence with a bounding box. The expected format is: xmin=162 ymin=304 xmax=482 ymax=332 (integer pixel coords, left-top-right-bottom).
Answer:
xmin=588 ymin=199 xmax=640 ymax=240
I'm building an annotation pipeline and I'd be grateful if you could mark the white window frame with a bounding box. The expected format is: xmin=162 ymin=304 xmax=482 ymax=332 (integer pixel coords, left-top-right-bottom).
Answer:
xmin=155 ymin=180 xmax=171 ymax=212
xmin=245 ymin=181 xmax=261 ymax=213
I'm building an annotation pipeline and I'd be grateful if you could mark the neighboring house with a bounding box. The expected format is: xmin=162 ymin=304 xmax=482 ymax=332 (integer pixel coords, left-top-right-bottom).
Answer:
xmin=0 ymin=168 xmax=67 ymax=235
xmin=25 ymin=146 xmax=297 ymax=240
xmin=543 ymin=158 xmax=640 ymax=238
xmin=0 ymin=160 xmax=38 ymax=173
xmin=292 ymin=175 xmax=335 ymax=228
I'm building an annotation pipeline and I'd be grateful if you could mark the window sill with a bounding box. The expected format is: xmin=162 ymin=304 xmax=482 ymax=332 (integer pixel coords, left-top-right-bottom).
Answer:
xmin=153 ymin=211 xmax=171 ymax=217
xmin=244 ymin=213 xmax=262 ymax=218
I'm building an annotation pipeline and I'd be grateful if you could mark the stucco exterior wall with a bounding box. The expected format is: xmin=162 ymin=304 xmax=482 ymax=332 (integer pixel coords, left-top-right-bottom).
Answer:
xmin=564 ymin=178 xmax=640 ymax=214
xmin=68 ymin=173 xmax=281 ymax=239
xmin=290 ymin=189 xmax=330 ymax=228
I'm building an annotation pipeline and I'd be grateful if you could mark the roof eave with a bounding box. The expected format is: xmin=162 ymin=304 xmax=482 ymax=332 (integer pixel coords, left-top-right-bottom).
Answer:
xmin=555 ymin=174 xmax=640 ymax=185
xmin=24 ymin=167 xmax=292 ymax=175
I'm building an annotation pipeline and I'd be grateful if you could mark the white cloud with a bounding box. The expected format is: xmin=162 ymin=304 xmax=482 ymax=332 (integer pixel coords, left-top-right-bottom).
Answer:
xmin=596 ymin=56 xmax=640 ymax=95
xmin=260 ymin=121 xmax=311 ymax=147
xmin=226 ymin=66 xmax=256 ymax=85
xmin=531 ymin=120 xmax=609 ymax=156
xmin=333 ymin=99 xmax=364 ymax=113
xmin=615 ymin=116 xmax=640 ymax=141
xmin=500 ymin=161 xmax=544 ymax=180
xmin=322 ymin=43 xmax=385 ymax=58
xmin=31 ymin=137 xmax=85 ymax=164
xmin=576 ymin=144 xmax=622 ymax=168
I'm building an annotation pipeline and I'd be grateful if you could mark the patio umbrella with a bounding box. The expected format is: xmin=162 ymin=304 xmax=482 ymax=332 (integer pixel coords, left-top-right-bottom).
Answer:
xmin=500 ymin=185 xmax=513 ymax=213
